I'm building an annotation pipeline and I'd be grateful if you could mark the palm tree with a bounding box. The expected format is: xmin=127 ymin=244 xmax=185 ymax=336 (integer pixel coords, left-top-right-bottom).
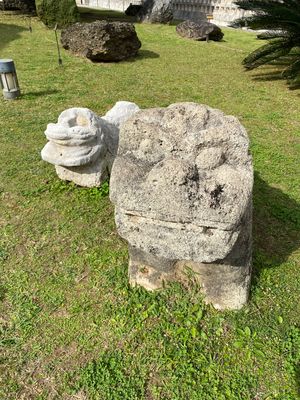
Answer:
xmin=231 ymin=0 xmax=300 ymax=86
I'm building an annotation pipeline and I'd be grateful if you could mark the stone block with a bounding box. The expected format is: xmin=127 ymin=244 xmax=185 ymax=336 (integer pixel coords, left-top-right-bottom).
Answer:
xmin=110 ymin=102 xmax=253 ymax=310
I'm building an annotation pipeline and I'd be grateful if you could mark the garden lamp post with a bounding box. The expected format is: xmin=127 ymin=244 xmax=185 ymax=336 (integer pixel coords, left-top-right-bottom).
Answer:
xmin=0 ymin=59 xmax=21 ymax=100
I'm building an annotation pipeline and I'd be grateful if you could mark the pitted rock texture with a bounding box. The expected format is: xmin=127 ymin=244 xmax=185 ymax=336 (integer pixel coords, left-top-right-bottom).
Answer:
xmin=110 ymin=102 xmax=253 ymax=309
xmin=176 ymin=20 xmax=224 ymax=41
xmin=61 ymin=21 xmax=141 ymax=62
xmin=41 ymin=102 xmax=140 ymax=187
xmin=137 ymin=0 xmax=173 ymax=23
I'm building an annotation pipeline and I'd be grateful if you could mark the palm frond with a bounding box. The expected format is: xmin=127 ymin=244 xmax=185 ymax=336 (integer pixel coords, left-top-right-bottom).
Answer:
xmin=243 ymin=39 xmax=293 ymax=69
xmin=232 ymin=0 xmax=300 ymax=86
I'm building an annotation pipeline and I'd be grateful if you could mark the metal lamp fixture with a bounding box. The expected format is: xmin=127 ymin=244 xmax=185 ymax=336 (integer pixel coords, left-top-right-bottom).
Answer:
xmin=0 ymin=59 xmax=21 ymax=100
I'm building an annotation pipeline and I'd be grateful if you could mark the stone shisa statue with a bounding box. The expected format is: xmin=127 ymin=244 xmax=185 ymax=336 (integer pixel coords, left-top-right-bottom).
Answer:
xmin=109 ymin=102 xmax=253 ymax=310
xmin=41 ymin=101 xmax=140 ymax=187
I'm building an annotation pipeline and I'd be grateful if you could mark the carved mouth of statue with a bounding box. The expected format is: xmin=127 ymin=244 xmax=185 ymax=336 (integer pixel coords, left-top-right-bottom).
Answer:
xmin=115 ymin=207 xmax=241 ymax=263
xmin=123 ymin=209 xmax=239 ymax=232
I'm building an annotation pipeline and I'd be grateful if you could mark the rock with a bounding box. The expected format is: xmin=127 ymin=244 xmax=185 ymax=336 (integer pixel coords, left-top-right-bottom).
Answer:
xmin=137 ymin=0 xmax=173 ymax=23
xmin=176 ymin=20 xmax=224 ymax=41
xmin=125 ymin=3 xmax=142 ymax=16
xmin=110 ymin=102 xmax=253 ymax=310
xmin=41 ymin=102 xmax=139 ymax=187
xmin=61 ymin=21 xmax=141 ymax=62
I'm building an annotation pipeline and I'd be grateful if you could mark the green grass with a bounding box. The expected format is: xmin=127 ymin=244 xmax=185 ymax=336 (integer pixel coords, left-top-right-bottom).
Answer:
xmin=0 ymin=9 xmax=300 ymax=400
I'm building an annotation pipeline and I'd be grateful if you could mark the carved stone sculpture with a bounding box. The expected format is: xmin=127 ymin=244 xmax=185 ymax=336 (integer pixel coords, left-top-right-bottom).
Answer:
xmin=110 ymin=102 xmax=253 ymax=310
xmin=61 ymin=21 xmax=141 ymax=62
xmin=41 ymin=102 xmax=140 ymax=187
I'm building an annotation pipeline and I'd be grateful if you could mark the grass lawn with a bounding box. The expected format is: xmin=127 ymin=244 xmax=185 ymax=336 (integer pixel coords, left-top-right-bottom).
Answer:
xmin=0 ymin=8 xmax=300 ymax=400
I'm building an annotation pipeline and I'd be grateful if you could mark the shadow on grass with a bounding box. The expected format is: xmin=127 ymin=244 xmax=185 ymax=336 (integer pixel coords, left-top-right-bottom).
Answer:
xmin=22 ymin=89 xmax=60 ymax=99
xmin=89 ymin=49 xmax=159 ymax=64
xmin=126 ymin=49 xmax=160 ymax=62
xmin=252 ymin=172 xmax=300 ymax=281
xmin=0 ymin=22 xmax=27 ymax=51
xmin=79 ymin=6 xmax=136 ymax=23
xmin=250 ymin=55 xmax=300 ymax=90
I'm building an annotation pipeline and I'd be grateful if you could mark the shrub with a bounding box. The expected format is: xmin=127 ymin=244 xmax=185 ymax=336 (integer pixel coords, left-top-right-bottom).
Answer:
xmin=35 ymin=0 xmax=80 ymax=28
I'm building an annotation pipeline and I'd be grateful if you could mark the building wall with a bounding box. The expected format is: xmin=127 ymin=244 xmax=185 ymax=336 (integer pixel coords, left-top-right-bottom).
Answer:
xmin=77 ymin=0 xmax=140 ymax=12
xmin=76 ymin=0 xmax=249 ymax=24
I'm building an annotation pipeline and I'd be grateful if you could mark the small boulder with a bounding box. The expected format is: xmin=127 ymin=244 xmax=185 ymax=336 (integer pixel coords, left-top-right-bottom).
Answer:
xmin=176 ymin=20 xmax=224 ymax=41
xmin=61 ymin=21 xmax=141 ymax=62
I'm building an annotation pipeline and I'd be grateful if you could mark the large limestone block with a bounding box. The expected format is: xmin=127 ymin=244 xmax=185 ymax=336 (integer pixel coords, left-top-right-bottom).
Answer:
xmin=110 ymin=102 xmax=253 ymax=310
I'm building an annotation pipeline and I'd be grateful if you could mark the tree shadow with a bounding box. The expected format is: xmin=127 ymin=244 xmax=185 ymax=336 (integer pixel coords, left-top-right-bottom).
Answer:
xmin=22 ymin=89 xmax=60 ymax=99
xmin=0 ymin=23 xmax=27 ymax=51
xmin=252 ymin=172 xmax=300 ymax=284
xmin=250 ymin=54 xmax=300 ymax=90
xmin=125 ymin=49 xmax=160 ymax=62
xmin=79 ymin=7 xmax=136 ymax=23
xmin=89 ymin=49 xmax=159 ymax=64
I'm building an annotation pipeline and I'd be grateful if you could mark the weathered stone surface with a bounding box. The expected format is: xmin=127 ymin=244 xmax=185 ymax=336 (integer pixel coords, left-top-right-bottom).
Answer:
xmin=41 ymin=107 xmax=108 ymax=187
xmin=61 ymin=21 xmax=141 ymax=62
xmin=103 ymin=101 xmax=140 ymax=128
xmin=42 ymin=108 xmax=104 ymax=167
xmin=137 ymin=0 xmax=173 ymax=23
xmin=110 ymin=102 xmax=253 ymax=309
xmin=102 ymin=101 xmax=140 ymax=172
xmin=41 ymin=102 xmax=140 ymax=187
xmin=176 ymin=20 xmax=224 ymax=41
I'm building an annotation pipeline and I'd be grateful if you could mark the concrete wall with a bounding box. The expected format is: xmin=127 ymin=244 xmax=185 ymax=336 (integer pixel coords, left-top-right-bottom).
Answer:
xmin=76 ymin=0 xmax=249 ymax=25
xmin=77 ymin=0 xmax=140 ymax=12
